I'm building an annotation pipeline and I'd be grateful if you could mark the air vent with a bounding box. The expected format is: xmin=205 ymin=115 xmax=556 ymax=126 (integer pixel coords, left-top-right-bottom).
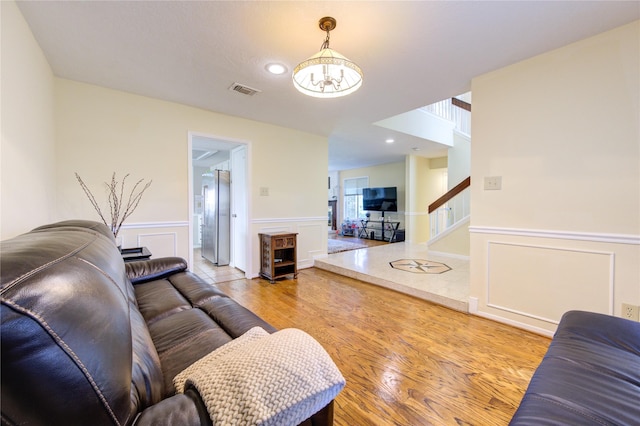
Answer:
xmin=229 ymin=83 xmax=261 ymax=96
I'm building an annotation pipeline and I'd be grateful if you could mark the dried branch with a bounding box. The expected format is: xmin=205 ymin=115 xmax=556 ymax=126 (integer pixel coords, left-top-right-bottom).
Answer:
xmin=75 ymin=172 xmax=152 ymax=238
xmin=75 ymin=173 xmax=111 ymax=230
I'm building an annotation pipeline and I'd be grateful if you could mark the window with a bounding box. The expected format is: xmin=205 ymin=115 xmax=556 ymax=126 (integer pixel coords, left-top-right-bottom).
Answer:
xmin=343 ymin=177 xmax=368 ymax=221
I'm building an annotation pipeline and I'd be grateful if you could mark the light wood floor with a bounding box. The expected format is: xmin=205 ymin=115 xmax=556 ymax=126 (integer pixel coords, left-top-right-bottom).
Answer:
xmin=215 ymin=266 xmax=551 ymax=425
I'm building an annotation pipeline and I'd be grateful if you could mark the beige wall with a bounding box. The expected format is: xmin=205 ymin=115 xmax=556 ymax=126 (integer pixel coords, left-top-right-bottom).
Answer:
xmin=337 ymin=158 xmax=449 ymax=244
xmin=339 ymin=162 xmax=406 ymax=225
xmin=470 ymin=21 xmax=640 ymax=334
xmin=2 ymin=0 xmax=329 ymax=276
xmin=1 ymin=1 xmax=57 ymax=239
xmin=425 ymin=132 xmax=471 ymax=256
xmin=54 ymin=79 xmax=328 ymax=276
xmin=428 ymin=218 xmax=470 ymax=257
xmin=405 ymin=156 xmax=428 ymax=243
xmin=406 ymin=156 xmax=448 ymax=244
xmin=448 ymin=132 xmax=471 ymax=190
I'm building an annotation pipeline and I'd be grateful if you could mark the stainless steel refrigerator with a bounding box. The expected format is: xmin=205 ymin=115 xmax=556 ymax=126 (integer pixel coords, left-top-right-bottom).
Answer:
xmin=201 ymin=170 xmax=230 ymax=266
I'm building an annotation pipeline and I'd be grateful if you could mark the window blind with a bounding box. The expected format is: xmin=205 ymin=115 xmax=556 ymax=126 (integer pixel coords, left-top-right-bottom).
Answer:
xmin=343 ymin=177 xmax=368 ymax=195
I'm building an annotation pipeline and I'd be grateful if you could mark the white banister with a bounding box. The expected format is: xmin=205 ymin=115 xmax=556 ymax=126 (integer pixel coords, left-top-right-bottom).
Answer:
xmin=422 ymin=97 xmax=471 ymax=136
xmin=429 ymin=186 xmax=470 ymax=239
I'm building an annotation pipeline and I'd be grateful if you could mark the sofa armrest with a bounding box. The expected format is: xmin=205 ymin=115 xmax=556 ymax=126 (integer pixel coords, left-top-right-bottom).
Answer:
xmin=134 ymin=389 xmax=211 ymax=426
xmin=134 ymin=388 xmax=334 ymax=426
xmin=126 ymin=257 xmax=188 ymax=284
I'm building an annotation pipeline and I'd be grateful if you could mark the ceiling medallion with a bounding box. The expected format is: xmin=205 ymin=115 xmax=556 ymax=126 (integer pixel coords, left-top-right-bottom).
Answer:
xmin=292 ymin=17 xmax=363 ymax=98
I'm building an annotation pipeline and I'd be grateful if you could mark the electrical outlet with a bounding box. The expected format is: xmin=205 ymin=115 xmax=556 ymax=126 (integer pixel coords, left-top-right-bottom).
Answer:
xmin=622 ymin=303 xmax=640 ymax=321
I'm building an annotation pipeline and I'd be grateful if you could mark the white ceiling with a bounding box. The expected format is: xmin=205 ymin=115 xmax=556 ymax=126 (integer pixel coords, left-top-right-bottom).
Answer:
xmin=192 ymin=135 xmax=235 ymax=169
xmin=16 ymin=1 xmax=640 ymax=171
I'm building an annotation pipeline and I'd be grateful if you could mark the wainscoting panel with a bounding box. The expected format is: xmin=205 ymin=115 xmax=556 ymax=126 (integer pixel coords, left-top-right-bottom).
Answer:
xmin=138 ymin=232 xmax=179 ymax=258
xmin=119 ymin=222 xmax=189 ymax=262
xmin=487 ymin=241 xmax=614 ymax=324
xmin=250 ymin=217 xmax=327 ymax=278
xmin=295 ymin=222 xmax=326 ymax=269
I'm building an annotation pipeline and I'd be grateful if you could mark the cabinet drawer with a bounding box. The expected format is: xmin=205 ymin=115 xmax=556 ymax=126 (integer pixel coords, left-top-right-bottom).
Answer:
xmin=273 ymin=236 xmax=295 ymax=249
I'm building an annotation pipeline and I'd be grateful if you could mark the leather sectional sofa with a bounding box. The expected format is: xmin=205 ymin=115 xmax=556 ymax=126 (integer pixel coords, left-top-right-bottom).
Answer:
xmin=510 ymin=310 xmax=640 ymax=425
xmin=1 ymin=220 xmax=337 ymax=425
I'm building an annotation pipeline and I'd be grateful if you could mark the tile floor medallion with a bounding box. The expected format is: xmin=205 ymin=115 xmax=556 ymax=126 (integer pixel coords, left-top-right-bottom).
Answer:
xmin=389 ymin=259 xmax=451 ymax=274
xmin=314 ymin=243 xmax=469 ymax=312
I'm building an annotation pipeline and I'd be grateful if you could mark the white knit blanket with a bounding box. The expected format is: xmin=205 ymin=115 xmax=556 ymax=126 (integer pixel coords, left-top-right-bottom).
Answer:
xmin=173 ymin=327 xmax=345 ymax=425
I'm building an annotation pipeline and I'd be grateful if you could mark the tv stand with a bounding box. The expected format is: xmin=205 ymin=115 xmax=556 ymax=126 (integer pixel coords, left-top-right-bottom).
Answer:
xmin=358 ymin=219 xmax=400 ymax=242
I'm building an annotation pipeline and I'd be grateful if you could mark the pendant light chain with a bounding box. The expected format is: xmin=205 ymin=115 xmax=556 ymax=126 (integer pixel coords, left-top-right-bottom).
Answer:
xmin=321 ymin=29 xmax=331 ymax=50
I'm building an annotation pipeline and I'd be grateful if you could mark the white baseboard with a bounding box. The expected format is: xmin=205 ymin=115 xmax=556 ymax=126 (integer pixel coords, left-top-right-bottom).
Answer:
xmin=428 ymin=250 xmax=470 ymax=260
xmin=471 ymin=309 xmax=555 ymax=338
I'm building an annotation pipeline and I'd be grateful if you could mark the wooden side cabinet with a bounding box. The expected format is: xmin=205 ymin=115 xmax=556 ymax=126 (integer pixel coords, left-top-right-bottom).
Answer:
xmin=259 ymin=232 xmax=298 ymax=283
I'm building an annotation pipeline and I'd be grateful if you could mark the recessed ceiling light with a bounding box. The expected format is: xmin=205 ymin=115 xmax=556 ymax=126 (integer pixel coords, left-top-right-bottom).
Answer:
xmin=385 ymin=139 xmax=395 ymax=144
xmin=266 ymin=63 xmax=287 ymax=75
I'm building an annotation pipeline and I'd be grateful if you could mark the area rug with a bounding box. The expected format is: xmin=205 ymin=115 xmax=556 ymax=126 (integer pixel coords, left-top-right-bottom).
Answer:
xmin=327 ymin=239 xmax=367 ymax=254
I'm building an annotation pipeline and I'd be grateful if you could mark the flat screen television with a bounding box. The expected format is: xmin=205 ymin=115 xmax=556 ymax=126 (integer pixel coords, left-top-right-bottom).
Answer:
xmin=362 ymin=187 xmax=397 ymax=213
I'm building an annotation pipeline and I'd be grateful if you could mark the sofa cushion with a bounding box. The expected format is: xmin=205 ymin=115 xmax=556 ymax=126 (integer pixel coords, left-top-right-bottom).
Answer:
xmin=134 ymin=272 xmax=276 ymax=395
xmin=134 ymin=278 xmax=193 ymax=325
xmin=1 ymin=224 xmax=164 ymax=425
xmin=149 ymin=308 xmax=234 ymax=394
xmin=32 ymin=219 xmax=117 ymax=241
xmin=510 ymin=310 xmax=640 ymax=425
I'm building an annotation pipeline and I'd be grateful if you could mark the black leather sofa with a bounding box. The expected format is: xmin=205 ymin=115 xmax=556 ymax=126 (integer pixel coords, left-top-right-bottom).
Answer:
xmin=510 ymin=310 xmax=640 ymax=425
xmin=1 ymin=220 xmax=335 ymax=426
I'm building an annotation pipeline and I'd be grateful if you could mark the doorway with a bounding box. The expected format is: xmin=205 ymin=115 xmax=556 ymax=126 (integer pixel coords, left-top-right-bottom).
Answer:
xmin=188 ymin=133 xmax=249 ymax=279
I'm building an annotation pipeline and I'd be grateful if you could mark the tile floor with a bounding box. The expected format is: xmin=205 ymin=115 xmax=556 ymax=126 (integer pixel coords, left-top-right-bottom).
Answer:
xmin=193 ymin=242 xmax=470 ymax=312
xmin=314 ymin=242 xmax=470 ymax=312
xmin=192 ymin=248 xmax=246 ymax=284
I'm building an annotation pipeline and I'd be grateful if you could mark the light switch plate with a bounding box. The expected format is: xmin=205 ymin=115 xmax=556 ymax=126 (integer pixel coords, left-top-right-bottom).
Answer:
xmin=484 ymin=176 xmax=502 ymax=190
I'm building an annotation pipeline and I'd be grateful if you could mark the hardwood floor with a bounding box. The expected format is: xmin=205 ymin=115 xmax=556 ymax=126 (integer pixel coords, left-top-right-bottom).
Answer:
xmin=215 ymin=267 xmax=551 ymax=426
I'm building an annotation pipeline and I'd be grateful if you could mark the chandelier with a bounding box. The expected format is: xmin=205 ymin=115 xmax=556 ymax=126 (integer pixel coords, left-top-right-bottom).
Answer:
xmin=292 ymin=17 xmax=363 ymax=98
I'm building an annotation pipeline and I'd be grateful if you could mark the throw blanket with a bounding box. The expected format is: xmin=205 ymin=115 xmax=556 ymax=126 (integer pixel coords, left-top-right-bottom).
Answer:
xmin=173 ymin=327 xmax=345 ymax=425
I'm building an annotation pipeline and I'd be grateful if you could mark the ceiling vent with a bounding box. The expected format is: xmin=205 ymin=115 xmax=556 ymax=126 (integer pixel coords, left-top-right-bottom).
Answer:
xmin=229 ymin=83 xmax=261 ymax=96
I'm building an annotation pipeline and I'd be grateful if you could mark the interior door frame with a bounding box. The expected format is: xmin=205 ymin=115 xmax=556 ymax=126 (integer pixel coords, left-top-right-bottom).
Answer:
xmin=230 ymin=145 xmax=248 ymax=272
xmin=187 ymin=131 xmax=251 ymax=276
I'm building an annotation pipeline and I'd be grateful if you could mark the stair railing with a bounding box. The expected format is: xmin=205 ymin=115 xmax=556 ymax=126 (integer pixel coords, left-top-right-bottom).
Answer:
xmin=422 ymin=97 xmax=471 ymax=136
xmin=428 ymin=177 xmax=471 ymax=239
